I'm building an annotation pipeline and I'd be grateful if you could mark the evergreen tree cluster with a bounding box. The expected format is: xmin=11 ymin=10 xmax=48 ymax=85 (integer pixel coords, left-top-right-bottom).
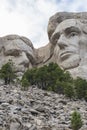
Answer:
xmin=0 ymin=61 xmax=87 ymax=101
xmin=0 ymin=62 xmax=84 ymax=130
xmin=0 ymin=61 xmax=16 ymax=85
xmin=22 ymin=62 xmax=87 ymax=100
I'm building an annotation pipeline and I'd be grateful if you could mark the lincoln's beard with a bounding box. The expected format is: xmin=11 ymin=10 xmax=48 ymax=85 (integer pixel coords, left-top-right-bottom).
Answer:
xmin=58 ymin=54 xmax=81 ymax=70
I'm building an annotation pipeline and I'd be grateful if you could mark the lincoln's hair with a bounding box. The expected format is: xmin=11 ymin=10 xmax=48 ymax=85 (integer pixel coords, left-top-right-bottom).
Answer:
xmin=48 ymin=12 xmax=87 ymax=40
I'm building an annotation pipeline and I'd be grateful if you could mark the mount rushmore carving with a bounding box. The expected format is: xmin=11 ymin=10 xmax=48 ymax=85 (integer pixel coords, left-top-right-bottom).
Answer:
xmin=1 ymin=12 xmax=87 ymax=79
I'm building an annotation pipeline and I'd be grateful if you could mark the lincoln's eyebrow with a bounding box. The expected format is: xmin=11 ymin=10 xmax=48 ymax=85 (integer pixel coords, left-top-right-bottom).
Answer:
xmin=64 ymin=26 xmax=81 ymax=34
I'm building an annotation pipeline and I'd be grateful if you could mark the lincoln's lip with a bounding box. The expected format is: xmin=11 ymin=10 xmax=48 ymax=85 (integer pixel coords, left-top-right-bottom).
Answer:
xmin=59 ymin=51 xmax=74 ymax=58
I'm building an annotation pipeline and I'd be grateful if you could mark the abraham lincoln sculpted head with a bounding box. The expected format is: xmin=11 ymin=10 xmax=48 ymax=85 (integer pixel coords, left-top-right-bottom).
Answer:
xmin=47 ymin=12 xmax=87 ymax=79
xmin=51 ymin=19 xmax=87 ymax=69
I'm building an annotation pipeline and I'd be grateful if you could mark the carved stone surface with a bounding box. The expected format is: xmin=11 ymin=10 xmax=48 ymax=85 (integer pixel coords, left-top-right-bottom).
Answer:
xmin=1 ymin=12 xmax=87 ymax=80
xmin=41 ymin=12 xmax=87 ymax=80
xmin=47 ymin=12 xmax=87 ymax=41
xmin=0 ymin=35 xmax=37 ymax=77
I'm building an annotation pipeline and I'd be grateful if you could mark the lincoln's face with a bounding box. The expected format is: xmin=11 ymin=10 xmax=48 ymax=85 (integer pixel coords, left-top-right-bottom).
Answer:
xmin=51 ymin=19 xmax=85 ymax=70
xmin=0 ymin=38 xmax=36 ymax=73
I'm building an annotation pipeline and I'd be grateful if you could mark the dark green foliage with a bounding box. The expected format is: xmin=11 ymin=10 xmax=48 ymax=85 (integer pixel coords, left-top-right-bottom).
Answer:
xmin=84 ymin=90 xmax=87 ymax=101
xmin=74 ymin=77 xmax=87 ymax=99
xmin=71 ymin=110 xmax=83 ymax=130
xmin=22 ymin=62 xmax=87 ymax=100
xmin=63 ymin=71 xmax=73 ymax=82
xmin=47 ymin=86 xmax=53 ymax=91
xmin=22 ymin=67 xmax=37 ymax=85
xmin=35 ymin=65 xmax=49 ymax=89
xmin=54 ymin=79 xmax=64 ymax=94
xmin=0 ymin=61 xmax=16 ymax=84
xmin=21 ymin=78 xmax=30 ymax=90
xmin=22 ymin=62 xmax=73 ymax=93
xmin=64 ymin=83 xmax=74 ymax=98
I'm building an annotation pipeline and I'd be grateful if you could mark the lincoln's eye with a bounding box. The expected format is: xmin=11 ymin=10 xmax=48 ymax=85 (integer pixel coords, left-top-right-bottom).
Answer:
xmin=71 ymin=33 xmax=76 ymax=36
xmin=69 ymin=32 xmax=78 ymax=37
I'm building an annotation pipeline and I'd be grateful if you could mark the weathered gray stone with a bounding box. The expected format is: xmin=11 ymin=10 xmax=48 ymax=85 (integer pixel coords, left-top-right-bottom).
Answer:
xmin=0 ymin=84 xmax=87 ymax=130
xmin=38 ymin=12 xmax=87 ymax=80
xmin=1 ymin=12 xmax=87 ymax=80
xmin=10 ymin=122 xmax=20 ymax=130
xmin=1 ymin=12 xmax=87 ymax=129
xmin=47 ymin=12 xmax=87 ymax=40
xmin=0 ymin=34 xmax=37 ymax=78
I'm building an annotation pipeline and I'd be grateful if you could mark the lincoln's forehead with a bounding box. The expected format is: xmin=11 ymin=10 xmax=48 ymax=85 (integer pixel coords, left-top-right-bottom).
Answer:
xmin=54 ymin=19 xmax=82 ymax=33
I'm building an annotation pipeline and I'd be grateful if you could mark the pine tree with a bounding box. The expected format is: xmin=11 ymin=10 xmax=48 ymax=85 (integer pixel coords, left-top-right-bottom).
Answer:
xmin=71 ymin=110 xmax=83 ymax=130
xmin=21 ymin=78 xmax=30 ymax=90
xmin=74 ymin=77 xmax=87 ymax=99
xmin=0 ymin=61 xmax=16 ymax=84
xmin=64 ymin=83 xmax=74 ymax=98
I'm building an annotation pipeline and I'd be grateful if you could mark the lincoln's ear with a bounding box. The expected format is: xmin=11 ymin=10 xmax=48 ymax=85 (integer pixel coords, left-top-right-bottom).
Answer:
xmin=50 ymin=32 xmax=59 ymax=45
xmin=83 ymin=25 xmax=87 ymax=34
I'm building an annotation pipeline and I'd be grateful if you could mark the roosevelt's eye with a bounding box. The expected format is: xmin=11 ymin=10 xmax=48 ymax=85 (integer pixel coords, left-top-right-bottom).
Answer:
xmin=68 ymin=32 xmax=78 ymax=37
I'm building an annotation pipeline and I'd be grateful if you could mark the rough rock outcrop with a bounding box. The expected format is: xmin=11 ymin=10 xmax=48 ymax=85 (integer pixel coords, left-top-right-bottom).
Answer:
xmin=38 ymin=12 xmax=87 ymax=80
xmin=0 ymin=84 xmax=87 ymax=130
xmin=47 ymin=12 xmax=87 ymax=41
xmin=0 ymin=35 xmax=37 ymax=77
xmin=1 ymin=12 xmax=87 ymax=80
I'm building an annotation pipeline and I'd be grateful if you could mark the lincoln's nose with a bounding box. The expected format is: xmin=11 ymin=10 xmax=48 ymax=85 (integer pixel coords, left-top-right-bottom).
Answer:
xmin=57 ymin=34 xmax=68 ymax=49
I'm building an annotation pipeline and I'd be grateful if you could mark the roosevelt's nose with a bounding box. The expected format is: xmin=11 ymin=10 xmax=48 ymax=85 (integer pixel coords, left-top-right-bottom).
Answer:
xmin=57 ymin=34 xmax=68 ymax=49
xmin=20 ymin=52 xmax=29 ymax=67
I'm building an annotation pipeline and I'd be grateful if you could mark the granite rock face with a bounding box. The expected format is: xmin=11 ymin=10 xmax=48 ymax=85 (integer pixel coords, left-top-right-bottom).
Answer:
xmin=0 ymin=35 xmax=37 ymax=77
xmin=1 ymin=12 xmax=87 ymax=80
xmin=38 ymin=12 xmax=87 ymax=80
xmin=0 ymin=84 xmax=87 ymax=130
xmin=47 ymin=12 xmax=87 ymax=41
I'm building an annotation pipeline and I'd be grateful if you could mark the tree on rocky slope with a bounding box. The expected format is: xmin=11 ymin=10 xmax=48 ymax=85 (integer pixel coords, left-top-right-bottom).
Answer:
xmin=21 ymin=78 xmax=30 ymax=90
xmin=22 ymin=62 xmax=73 ymax=91
xmin=71 ymin=110 xmax=83 ymax=130
xmin=64 ymin=82 xmax=74 ymax=98
xmin=74 ymin=77 xmax=87 ymax=99
xmin=0 ymin=61 xmax=16 ymax=84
